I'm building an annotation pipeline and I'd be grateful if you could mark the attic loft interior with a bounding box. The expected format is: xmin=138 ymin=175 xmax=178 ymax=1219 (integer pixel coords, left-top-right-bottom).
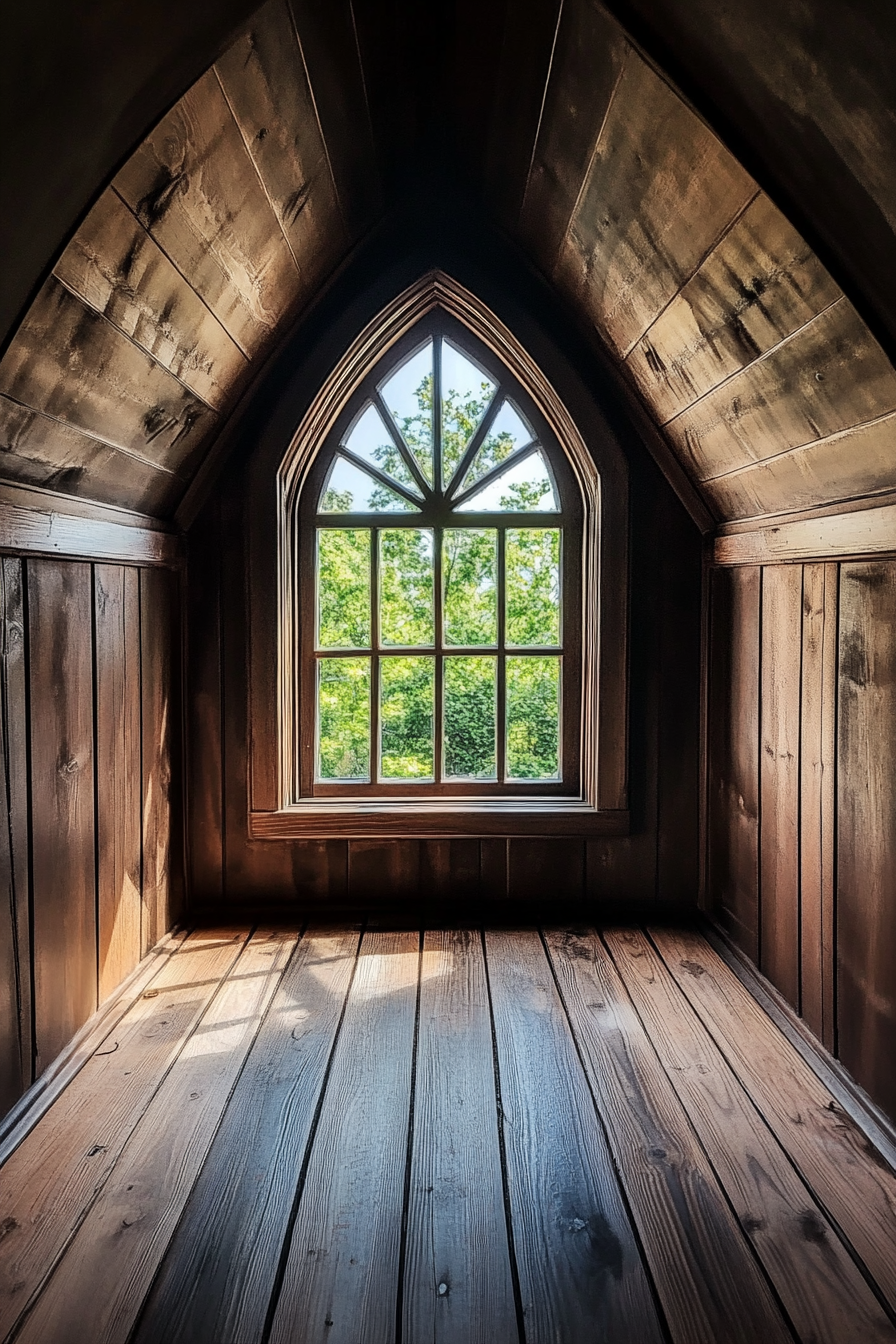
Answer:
xmin=1 ymin=0 xmax=895 ymax=1339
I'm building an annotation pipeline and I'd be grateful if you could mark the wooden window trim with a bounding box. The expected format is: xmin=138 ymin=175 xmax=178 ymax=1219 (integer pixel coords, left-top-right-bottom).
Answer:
xmin=248 ymin=271 xmax=630 ymax=838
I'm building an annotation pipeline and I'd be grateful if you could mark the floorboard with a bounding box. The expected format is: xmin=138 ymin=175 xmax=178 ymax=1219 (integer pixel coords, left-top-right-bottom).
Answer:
xmin=0 ymin=923 xmax=895 ymax=1344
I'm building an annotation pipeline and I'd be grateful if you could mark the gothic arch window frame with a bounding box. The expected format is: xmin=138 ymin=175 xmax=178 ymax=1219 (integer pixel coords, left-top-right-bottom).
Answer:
xmin=252 ymin=271 xmax=630 ymax=838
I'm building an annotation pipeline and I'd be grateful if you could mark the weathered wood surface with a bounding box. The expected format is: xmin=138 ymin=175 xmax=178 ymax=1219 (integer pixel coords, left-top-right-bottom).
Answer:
xmin=0 ymin=395 xmax=176 ymax=515
xmin=546 ymin=927 xmax=792 ymax=1344
xmin=267 ymin=929 xmax=419 ymax=1344
xmin=215 ymin=0 xmax=347 ymax=289
xmin=134 ymin=926 xmax=360 ymax=1344
xmin=707 ymin=566 xmax=760 ymax=958
xmin=759 ymin=564 xmax=803 ymax=1008
xmin=53 ymin=188 xmax=247 ymax=410
xmin=837 ymin=562 xmax=896 ymax=1120
xmin=184 ymin=503 xmax=224 ymax=904
xmin=0 ymin=559 xmax=28 ymax=1111
xmin=519 ymin=7 xmax=627 ymax=270
xmin=668 ymin=299 xmax=896 ymax=482
xmin=607 ymin=927 xmax=896 ymax=1344
xmin=714 ymin=497 xmax=896 ymax=565
xmin=140 ymin=566 xmax=176 ymax=951
xmin=403 ymin=929 xmax=517 ymax=1344
xmin=27 ymin=559 xmax=97 ymax=1074
xmin=555 ymin=52 xmax=755 ymax=357
xmin=0 ymin=494 xmax=180 ymax=566
xmin=0 ymin=929 xmax=248 ymax=1343
xmin=0 ymin=279 xmax=213 ymax=475
xmin=626 ymin=193 xmax=842 ymax=422
xmin=652 ymin=925 xmax=896 ymax=1316
xmin=114 ymin=69 xmax=301 ymax=359
xmin=485 ymin=928 xmax=664 ymax=1343
xmin=95 ymin=564 xmax=143 ymax=1000
xmin=799 ymin=563 xmax=838 ymax=1046
xmin=16 ymin=930 xmax=295 ymax=1344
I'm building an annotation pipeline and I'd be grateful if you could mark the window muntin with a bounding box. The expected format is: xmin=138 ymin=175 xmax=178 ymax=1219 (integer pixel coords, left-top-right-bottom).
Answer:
xmin=298 ymin=316 xmax=582 ymax=799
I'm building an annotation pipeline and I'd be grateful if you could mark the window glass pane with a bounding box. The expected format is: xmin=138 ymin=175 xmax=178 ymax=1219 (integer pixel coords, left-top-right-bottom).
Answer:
xmin=317 ymin=657 xmax=370 ymax=780
xmin=444 ymin=657 xmax=497 ymax=780
xmin=320 ymin=456 xmax=419 ymax=513
xmin=506 ymin=529 xmax=561 ymax=647
xmin=456 ymin=448 xmax=559 ymax=513
xmin=380 ymin=656 xmax=434 ymax=779
xmin=342 ymin=404 xmax=421 ymax=496
xmin=506 ymin=656 xmax=560 ymax=780
xmin=440 ymin=340 xmax=496 ymax=489
xmin=443 ymin=528 xmax=497 ymax=647
xmin=317 ymin=529 xmax=370 ymax=649
xmin=379 ymin=529 xmax=434 ymax=646
xmin=379 ymin=342 xmax=434 ymax=484
xmin=458 ymin=400 xmax=534 ymax=493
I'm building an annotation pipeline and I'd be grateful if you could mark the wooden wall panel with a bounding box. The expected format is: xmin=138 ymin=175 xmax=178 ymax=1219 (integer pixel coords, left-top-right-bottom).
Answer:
xmin=758 ymin=565 xmax=803 ymax=1006
xmin=27 ymin=560 xmax=97 ymax=1074
xmin=837 ymin=562 xmax=896 ymax=1120
xmin=0 ymin=560 xmax=29 ymax=1111
xmin=95 ymin=565 xmax=143 ymax=1000
xmin=141 ymin=567 xmax=177 ymax=952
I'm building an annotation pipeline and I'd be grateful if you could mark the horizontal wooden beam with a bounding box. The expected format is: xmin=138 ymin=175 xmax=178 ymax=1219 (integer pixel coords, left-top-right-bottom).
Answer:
xmin=0 ymin=498 xmax=181 ymax=567
xmin=250 ymin=803 xmax=630 ymax=839
xmin=713 ymin=501 xmax=896 ymax=566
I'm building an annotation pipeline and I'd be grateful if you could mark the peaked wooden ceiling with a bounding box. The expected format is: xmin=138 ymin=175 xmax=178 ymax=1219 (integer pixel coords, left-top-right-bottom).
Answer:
xmin=2 ymin=0 xmax=895 ymax=532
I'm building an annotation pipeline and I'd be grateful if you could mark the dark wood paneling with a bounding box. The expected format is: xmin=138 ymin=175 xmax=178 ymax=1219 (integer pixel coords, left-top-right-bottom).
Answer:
xmin=707 ymin=566 xmax=760 ymax=958
xmin=837 ymin=561 xmax=896 ymax=1119
xmin=185 ymin=503 xmax=224 ymax=905
xmin=759 ymin=564 xmax=803 ymax=1008
xmin=507 ymin=839 xmax=585 ymax=905
xmin=0 ymin=559 xmax=29 ymax=1110
xmin=141 ymin=567 xmax=177 ymax=952
xmin=27 ymin=559 xmax=97 ymax=1074
xmin=95 ymin=564 xmax=143 ymax=1000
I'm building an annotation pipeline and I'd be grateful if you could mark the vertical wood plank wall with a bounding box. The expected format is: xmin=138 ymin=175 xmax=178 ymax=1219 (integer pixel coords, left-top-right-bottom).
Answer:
xmin=0 ymin=554 xmax=181 ymax=1114
xmin=187 ymin=455 xmax=702 ymax=914
xmin=708 ymin=557 xmax=896 ymax=1121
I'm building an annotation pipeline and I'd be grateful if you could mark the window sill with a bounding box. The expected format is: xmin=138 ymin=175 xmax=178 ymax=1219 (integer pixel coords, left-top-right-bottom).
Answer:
xmin=249 ymin=799 xmax=630 ymax=839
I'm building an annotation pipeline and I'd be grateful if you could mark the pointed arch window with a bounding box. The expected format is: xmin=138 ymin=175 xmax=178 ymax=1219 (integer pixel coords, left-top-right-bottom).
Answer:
xmin=256 ymin=273 xmax=629 ymax=837
xmin=298 ymin=319 xmax=582 ymax=798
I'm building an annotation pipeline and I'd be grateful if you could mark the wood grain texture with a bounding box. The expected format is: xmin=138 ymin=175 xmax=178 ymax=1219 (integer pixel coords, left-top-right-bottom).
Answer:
xmin=707 ymin=567 xmax=761 ymax=957
xmin=133 ymin=926 xmax=360 ymax=1344
xmin=607 ymin=927 xmax=896 ymax=1344
xmin=485 ymin=929 xmax=664 ymax=1344
xmin=669 ymin=299 xmax=896 ymax=484
xmin=519 ymin=6 xmax=627 ymax=271
xmin=0 ymin=395 xmax=177 ymax=516
xmin=403 ymin=929 xmax=517 ymax=1344
xmin=507 ymin=839 xmax=585 ymax=905
xmin=652 ymin=925 xmax=896 ymax=1317
xmin=837 ymin=562 xmax=896 ymax=1119
xmin=0 ymin=496 xmax=180 ymax=567
xmin=215 ymin=0 xmax=347 ymax=287
xmin=53 ymin=189 xmax=248 ymax=410
xmin=555 ymin=52 xmax=755 ymax=356
xmin=759 ymin=564 xmax=803 ymax=1008
xmin=0 ymin=559 xmax=28 ymax=1110
xmin=27 ymin=559 xmax=97 ymax=1074
xmin=626 ymin=193 xmax=842 ymax=422
xmin=0 ymin=929 xmax=248 ymax=1343
xmin=95 ymin=565 xmax=143 ymax=1000
xmin=267 ymin=929 xmax=419 ymax=1344
xmin=114 ymin=69 xmax=301 ymax=358
xmin=799 ymin=563 xmax=837 ymax=1044
xmin=714 ymin=499 xmax=896 ymax=565
xmin=0 ymin=279 xmax=214 ymax=475
xmin=547 ymin=927 xmax=794 ymax=1344
xmin=184 ymin=503 xmax=224 ymax=905
xmin=141 ymin=566 xmax=176 ymax=951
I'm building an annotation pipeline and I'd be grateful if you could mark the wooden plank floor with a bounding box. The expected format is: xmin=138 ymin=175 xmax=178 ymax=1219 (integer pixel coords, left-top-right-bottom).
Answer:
xmin=2 ymin=924 xmax=896 ymax=1344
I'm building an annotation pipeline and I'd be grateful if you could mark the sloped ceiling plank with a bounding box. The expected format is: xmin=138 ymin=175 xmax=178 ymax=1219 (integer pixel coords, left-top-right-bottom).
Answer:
xmin=484 ymin=0 xmax=564 ymax=224
xmin=288 ymin=0 xmax=382 ymax=235
xmin=0 ymin=397 xmax=179 ymax=516
xmin=114 ymin=69 xmax=302 ymax=359
xmin=52 ymin=189 xmax=248 ymax=411
xmin=701 ymin=412 xmax=896 ymax=521
xmin=519 ymin=0 xmax=628 ymax=272
xmin=0 ymin=279 xmax=214 ymax=478
xmin=215 ymin=0 xmax=349 ymax=294
xmin=554 ymin=52 xmax=756 ymax=357
xmin=625 ymin=194 xmax=843 ymax=423
xmin=667 ymin=299 xmax=896 ymax=481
